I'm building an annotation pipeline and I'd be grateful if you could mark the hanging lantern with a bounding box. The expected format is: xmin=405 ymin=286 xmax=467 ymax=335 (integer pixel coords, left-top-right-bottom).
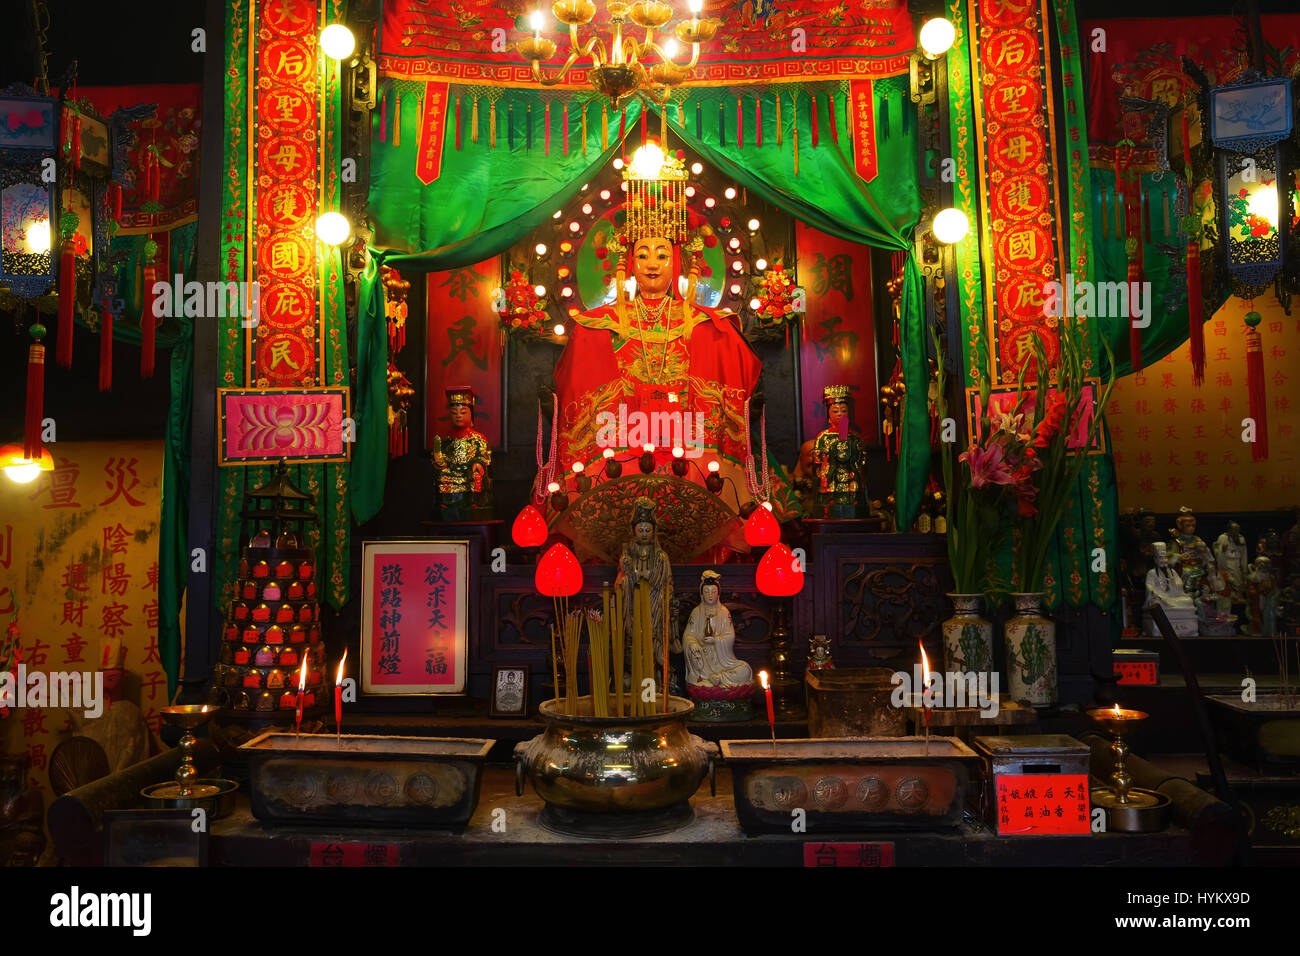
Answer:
xmin=1208 ymin=75 xmax=1294 ymax=296
xmin=511 ymin=504 xmax=549 ymax=547
xmin=743 ymin=502 xmax=781 ymax=547
xmin=0 ymin=88 xmax=58 ymax=301
xmin=535 ymin=542 xmax=583 ymax=597
xmin=756 ymin=542 xmax=804 ymax=597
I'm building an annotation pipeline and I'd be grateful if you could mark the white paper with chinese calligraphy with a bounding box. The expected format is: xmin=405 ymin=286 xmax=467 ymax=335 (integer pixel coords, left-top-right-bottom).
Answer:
xmin=359 ymin=540 xmax=468 ymax=695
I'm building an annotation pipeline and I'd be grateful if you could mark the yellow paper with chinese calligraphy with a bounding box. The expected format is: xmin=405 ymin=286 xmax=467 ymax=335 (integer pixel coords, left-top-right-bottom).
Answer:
xmin=0 ymin=441 xmax=176 ymax=859
xmin=1109 ymin=298 xmax=1300 ymax=510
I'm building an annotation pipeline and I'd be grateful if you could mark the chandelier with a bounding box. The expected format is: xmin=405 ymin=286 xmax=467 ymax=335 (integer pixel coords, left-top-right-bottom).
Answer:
xmin=516 ymin=0 xmax=720 ymax=106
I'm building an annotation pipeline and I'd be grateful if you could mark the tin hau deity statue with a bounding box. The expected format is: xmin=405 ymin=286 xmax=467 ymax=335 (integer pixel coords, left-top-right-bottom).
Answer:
xmin=429 ymin=386 xmax=492 ymax=522
xmin=812 ymin=385 xmax=867 ymax=518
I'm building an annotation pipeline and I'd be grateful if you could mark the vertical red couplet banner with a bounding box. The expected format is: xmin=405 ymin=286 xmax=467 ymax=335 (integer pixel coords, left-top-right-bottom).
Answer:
xmin=415 ymin=81 xmax=450 ymax=184
xmin=425 ymin=261 xmax=503 ymax=447
xmin=848 ymin=80 xmax=878 ymax=182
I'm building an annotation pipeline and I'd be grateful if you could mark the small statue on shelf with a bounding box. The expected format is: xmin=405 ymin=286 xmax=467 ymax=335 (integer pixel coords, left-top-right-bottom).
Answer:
xmin=615 ymin=497 xmax=677 ymax=691
xmin=1169 ymin=506 xmax=1214 ymax=598
xmin=1245 ymin=556 xmax=1279 ymax=638
xmin=811 ymin=385 xmax=867 ymax=519
xmin=1195 ymin=553 xmax=1236 ymax=636
xmin=680 ymin=570 xmax=753 ymax=720
xmin=1143 ymin=542 xmax=1198 ymax=638
xmin=429 ymin=386 xmax=492 ymax=522
xmin=807 ymin=634 xmax=833 ymax=671
xmin=789 ymin=439 xmax=818 ymax=517
xmin=1214 ymin=521 xmax=1250 ymax=604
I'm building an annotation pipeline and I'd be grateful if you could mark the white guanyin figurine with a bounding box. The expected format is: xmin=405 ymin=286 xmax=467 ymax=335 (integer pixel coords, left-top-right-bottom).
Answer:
xmin=683 ymin=571 xmax=752 ymax=689
xmin=1143 ymin=542 xmax=1198 ymax=637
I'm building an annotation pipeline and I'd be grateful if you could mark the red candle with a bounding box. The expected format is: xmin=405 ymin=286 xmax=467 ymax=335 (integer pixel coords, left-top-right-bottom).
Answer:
xmin=758 ymin=670 xmax=776 ymax=747
xmin=294 ymin=654 xmax=309 ymax=736
xmin=335 ymin=648 xmax=347 ymax=743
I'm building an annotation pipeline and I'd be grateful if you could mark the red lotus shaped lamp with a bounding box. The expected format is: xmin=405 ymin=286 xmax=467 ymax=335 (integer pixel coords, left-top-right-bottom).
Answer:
xmin=535 ymin=542 xmax=583 ymax=597
xmin=755 ymin=542 xmax=803 ymax=596
xmin=511 ymin=504 xmax=549 ymax=547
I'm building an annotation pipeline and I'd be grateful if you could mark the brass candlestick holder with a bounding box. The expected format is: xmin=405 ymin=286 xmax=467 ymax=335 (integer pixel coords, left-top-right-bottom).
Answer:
xmin=1085 ymin=705 xmax=1171 ymax=832
xmin=141 ymin=704 xmax=239 ymax=817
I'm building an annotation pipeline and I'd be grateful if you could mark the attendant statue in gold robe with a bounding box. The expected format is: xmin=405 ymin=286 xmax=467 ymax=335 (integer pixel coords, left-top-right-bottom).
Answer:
xmin=615 ymin=497 xmax=677 ymax=692
xmin=812 ymin=385 xmax=867 ymax=518
xmin=429 ymin=386 xmax=492 ymax=522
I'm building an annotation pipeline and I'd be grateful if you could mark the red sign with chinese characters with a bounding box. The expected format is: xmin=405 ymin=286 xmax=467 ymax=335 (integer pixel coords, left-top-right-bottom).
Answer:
xmin=1115 ymin=661 xmax=1158 ymax=685
xmin=994 ymin=773 xmax=1091 ymax=835
xmin=310 ymin=842 xmax=399 ymax=866
xmin=803 ymin=842 xmax=895 ymax=867
xmin=425 ymin=263 xmax=503 ymax=447
xmin=848 ymin=81 xmax=878 ymax=183
xmin=361 ymin=542 xmax=468 ymax=695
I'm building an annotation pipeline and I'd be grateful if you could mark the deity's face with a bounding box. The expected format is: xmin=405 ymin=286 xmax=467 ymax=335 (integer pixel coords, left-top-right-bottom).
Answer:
xmin=827 ymin=400 xmax=849 ymax=428
xmin=1228 ymin=521 xmax=1241 ymax=539
xmin=632 ymin=237 xmax=674 ymax=299
xmin=1153 ymin=543 xmax=1168 ymax=569
xmin=1177 ymin=514 xmax=1196 ymax=536
xmin=634 ymin=520 xmax=654 ymax=544
xmin=701 ymin=583 xmax=719 ymax=606
xmin=797 ymin=440 xmax=814 ymax=472
xmin=1140 ymin=514 xmax=1155 ymax=532
xmin=448 ymin=404 xmax=471 ymax=428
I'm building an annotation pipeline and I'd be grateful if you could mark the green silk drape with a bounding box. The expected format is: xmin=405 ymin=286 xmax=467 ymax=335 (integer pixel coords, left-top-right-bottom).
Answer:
xmin=359 ymin=77 xmax=930 ymax=528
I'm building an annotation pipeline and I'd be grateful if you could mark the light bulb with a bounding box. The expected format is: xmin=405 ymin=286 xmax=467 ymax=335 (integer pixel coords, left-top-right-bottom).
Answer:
xmin=3 ymin=462 xmax=41 ymax=484
xmin=552 ymin=209 xmax=563 ymax=219
xmin=761 ymin=500 xmax=773 ymax=511
xmin=581 ymin=203 xmax=593 ymax=215
xmin=691 ymin=162 xmax=703 ymax=175
xmin=689 ymin=0 xmax=702 ymax=12
xmin=664 ymin=39 xmax=679 ymax=58
xmin=553 ymin=323 xmax=566 ymax=336
xmin=547 ymin=481 xmax=561 ymax=493
xmin=755 ymin=258 xmax=767 ymax=270
xmin=603 ymin=447 xmax=616 ymax=459
xmin=643 ymin=443 xmax=655 ymax=453
xmin=530 ymin=10 xmax=544 ymax=30
xmin=748 ymin=297 xmax=762 ymax=310
xmin=613 ymin=157 xmax=625 ymax=170
xmin=724 ymin=186 xmax=737 ymax=199
xmin=535 ymin=242 xmax=548 ymax=256
xmin=932 ymin=207 xmax=969 ymax=244
xmin=561 ymin=286 xmax=573 ymax=298
xmin=747 ymin=218 xmax=760 ymax=231
xmin=535 ymin=284 xmax=547 ymax=296
xmin=315 ymin=211 xmax=349 ymax=245
xmin=569 ymin=220 xmax=581 ymax=233
xmin=729 ymin=283 xmax=741 ymax=295
xmin=731 ymin=259 xmax=744 ymax=272
xmin=728 ymin=237 xmax=741 ymax=250
xmin=919 ymin=18 xmax=956 ymax=58
xmin=319 ymin=24 xmax=356 ymax=59
xmin=600 ymin=189 xmax=611 ymax=201
xmin=685 ymin=185 xmax=696 ymax=198
xmin=672 ymin=446 xmax=684 ymax=458
xmin=707 ymin=460 xmax=720 ymax=473
xmin=704 ymin=197 xmax=716 ymax=209
xmin=572 ymin=461 xmax=585 ymax=473
xmin=24 ymin=220 xmax=50 ymax=254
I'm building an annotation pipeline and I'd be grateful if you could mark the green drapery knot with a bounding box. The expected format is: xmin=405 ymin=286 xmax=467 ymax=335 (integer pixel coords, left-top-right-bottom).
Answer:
xmin=29 ymin=322 xmax=46 ymax=341
xmin=58 ymin=210 xmax=79 ymax=239
xmin=1244 ymin=310 xmax=1262 ymax=328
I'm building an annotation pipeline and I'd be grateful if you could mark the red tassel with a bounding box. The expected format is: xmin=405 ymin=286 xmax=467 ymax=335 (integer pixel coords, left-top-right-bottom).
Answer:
xmin=24 ymin=342 xmax=44 ymax=461
xmin=829 ymin=92 xmax=838 ymax=142
xmin=619 ymin=105 xmax=626 ymax=145
xmin=1245 ymin=316 xmax=1268 ymax=460
xmin=56 ymin=246 xmax=75 ymax=368
xmin=810 ymin=93 xmax=818 ymax=147
xmin=150 ymin=153 xmax=160 ymax=202
xmin=455 ymin=97 xmax=461 ymax=150
xmin=737 ymin=96 xmax=743 ymax=149
xmin=108 ymin=181 xmax=122 ymax=220
xmin=563 ymin=103 xmax=569 ymax=155
xmin=1127 ymin=254 xmax=1142 ymax=374
xmin=545 ymin=102 xmax=552 ymax=155
xmin=1187 ymin=242 xmax=1205 ymax=385
xmin=99 ymin=308 xmax=113 ymax=392
xmin=755 ymin=96 xmax=762 ymax=148
xmin=141 ymin=263 xmax=157 ymax=378
xmin=380 ymin=92 xmax=386 ymax=142
xmin=71 ymin=112 xmax=81 ymax=171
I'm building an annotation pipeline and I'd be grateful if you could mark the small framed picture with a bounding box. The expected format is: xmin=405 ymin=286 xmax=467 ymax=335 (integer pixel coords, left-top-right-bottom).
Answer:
xmin=489 ymin=665 xmax=529 ymax=718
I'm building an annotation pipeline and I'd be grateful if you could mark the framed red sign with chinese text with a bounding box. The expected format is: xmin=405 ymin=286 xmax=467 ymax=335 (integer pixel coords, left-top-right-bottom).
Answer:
xmin=360 ymin=540 xmax=469 ymax=695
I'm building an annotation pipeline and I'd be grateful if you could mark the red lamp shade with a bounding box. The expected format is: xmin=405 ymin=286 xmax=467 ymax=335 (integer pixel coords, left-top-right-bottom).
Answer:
xmin=756 ymin=543 xmax=803 ymax=597
xmin=535 ymin=543 xmax=583 ymax=597
xmin=511 ymin=504 xmax=549 ymax=547
xmin=743 ymin=503 xmax=781 ymax=547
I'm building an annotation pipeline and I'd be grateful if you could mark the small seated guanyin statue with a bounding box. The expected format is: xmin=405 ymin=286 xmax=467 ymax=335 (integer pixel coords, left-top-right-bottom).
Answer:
xmin=681 ymin=570 xmax=754 ymax=721
xmin=1143 ymin=542 xmax=1199 ymax=638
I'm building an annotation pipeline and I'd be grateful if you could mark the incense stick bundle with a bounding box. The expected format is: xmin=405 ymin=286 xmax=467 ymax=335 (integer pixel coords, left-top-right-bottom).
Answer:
xmin=588 ymin=606 xmax=610 ymax=717
xmin=611 ymin=584 xmax=625 ymax=717
xmin=631 ymin=584 xmax=644 ymax=717
xmin=560 ymin=610 xmax=583 ymax=717
xmin=639 ymin=582 xmax=654 ymax=716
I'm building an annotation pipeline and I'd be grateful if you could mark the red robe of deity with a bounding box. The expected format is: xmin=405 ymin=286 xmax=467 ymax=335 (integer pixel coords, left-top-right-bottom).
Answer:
xmin=553 ymin=295 xmax=761 ymax=472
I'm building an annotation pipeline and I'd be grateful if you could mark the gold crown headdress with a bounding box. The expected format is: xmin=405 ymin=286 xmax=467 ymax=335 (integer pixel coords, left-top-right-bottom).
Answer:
xmin=823 ymin=385 xmax=853 ymax=405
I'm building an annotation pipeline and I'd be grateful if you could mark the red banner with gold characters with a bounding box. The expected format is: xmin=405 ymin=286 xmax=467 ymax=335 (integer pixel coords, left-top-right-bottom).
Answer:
xmin=795 ymin=223 xmax=878 ymax=442
xmin=415 ymin=81 xmax=450 ymax=185
xmin=426 ymin=261 xmax=504 ymax=448
xmin=969 ymin=0 xmax=1068 ymax=384
xmin=848 ymin=80 xmax=878 ymax=183
xmin=252 ymin=0 xmax=320 ymax=387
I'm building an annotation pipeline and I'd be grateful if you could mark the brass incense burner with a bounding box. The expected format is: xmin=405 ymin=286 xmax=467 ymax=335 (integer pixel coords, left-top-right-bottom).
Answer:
xmin=515 ymin=695 xmax=715 ymax=835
